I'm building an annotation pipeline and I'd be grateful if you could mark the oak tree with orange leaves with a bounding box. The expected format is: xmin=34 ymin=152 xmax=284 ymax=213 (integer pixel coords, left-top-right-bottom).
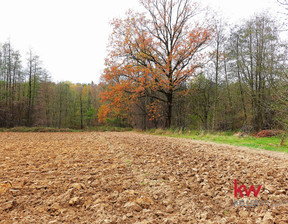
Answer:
xmin=101 ymin=0 xmax=214 ymax=128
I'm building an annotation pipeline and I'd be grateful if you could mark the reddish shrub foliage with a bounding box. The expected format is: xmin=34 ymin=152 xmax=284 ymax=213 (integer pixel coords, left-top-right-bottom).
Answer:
xmin=256 ymin=130 xmax=282 ymax=138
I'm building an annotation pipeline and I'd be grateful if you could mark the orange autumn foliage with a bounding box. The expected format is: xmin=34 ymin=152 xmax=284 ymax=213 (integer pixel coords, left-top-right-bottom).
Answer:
xmin=99 ymin=0 xmax=214 ymax=127
xmin=98 ymin=104 xmax=110 ymax=124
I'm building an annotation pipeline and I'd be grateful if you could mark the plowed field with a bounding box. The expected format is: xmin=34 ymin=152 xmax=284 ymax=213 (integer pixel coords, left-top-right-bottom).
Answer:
xmin=1 ymin=132 xmax=288 ymax=223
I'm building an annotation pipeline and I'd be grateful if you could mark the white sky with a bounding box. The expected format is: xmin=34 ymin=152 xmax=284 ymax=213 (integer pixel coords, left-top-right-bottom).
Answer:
xmin=0 ymin=0 xmax=285 ymax=84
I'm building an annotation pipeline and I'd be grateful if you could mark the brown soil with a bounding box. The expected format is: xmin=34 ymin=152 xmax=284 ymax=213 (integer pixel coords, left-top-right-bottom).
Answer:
xmin=1 ymin=132 xmax=288 ymax=223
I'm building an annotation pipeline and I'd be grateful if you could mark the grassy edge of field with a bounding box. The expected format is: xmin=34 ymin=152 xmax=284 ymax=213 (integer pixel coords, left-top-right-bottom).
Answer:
xmin=143 ymin=129 xmax=288 ymax=153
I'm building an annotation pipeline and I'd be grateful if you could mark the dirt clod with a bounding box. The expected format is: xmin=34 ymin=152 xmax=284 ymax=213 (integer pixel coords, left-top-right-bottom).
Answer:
xmin=124 ymin=201 xmax=142 ymax=212
xmin=69 ymin=197 xmax=81 ymax=206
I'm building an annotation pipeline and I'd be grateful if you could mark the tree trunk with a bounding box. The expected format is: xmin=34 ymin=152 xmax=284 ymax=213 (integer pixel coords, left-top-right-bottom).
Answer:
xmin=27 ymin=52 xmax=33 ymax=126
xmin=80 ymin=93 xmax=83 ymax=129
xmin=236 ymin=36 xmax=248 ymax=125
xmin=212 ymin=39 xmax=220 ymax=130
xmin=166 ymin=92 xmax=173 ymax=129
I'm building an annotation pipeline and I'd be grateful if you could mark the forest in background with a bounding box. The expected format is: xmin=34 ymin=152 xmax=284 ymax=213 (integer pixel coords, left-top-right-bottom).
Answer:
xmin=0 ymin=0 xmax=287 ymax=133
xmin=0 ymin=43 xmax=101 ymax=129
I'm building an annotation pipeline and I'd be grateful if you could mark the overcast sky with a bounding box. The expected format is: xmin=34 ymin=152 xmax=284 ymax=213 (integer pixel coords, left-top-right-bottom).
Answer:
xmin=0 ymin=0 xmax=285 ymax=84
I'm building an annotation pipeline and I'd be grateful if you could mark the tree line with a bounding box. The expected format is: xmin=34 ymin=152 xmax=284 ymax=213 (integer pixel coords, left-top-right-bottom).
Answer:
xmin=0 ymin=42 xmax=100 ymax=128
xmin=0 ymin=0 xmax=287 ymax=133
